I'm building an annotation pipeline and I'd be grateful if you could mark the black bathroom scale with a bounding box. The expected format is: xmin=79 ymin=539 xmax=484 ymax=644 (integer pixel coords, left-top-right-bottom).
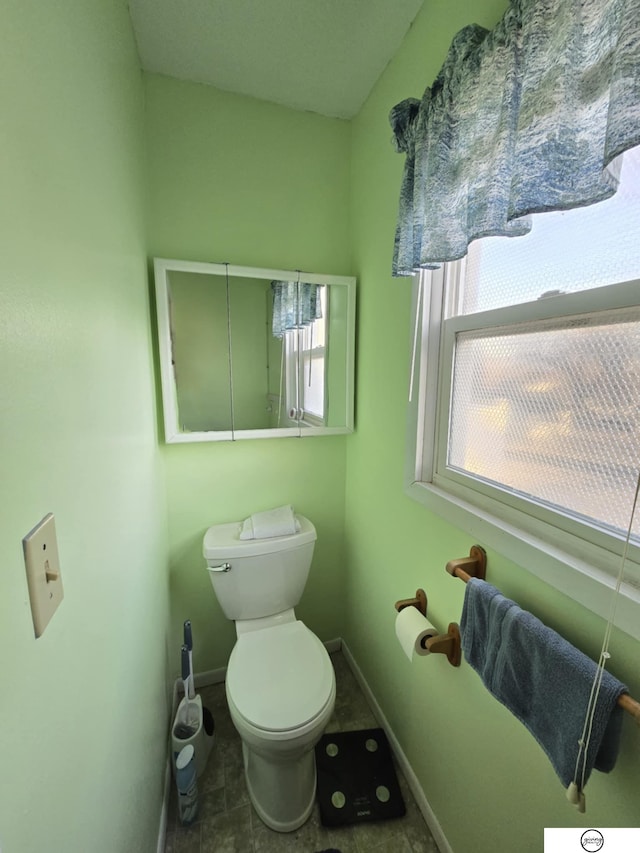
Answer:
xmin=315 ymin=728 xmax=406 ymax=827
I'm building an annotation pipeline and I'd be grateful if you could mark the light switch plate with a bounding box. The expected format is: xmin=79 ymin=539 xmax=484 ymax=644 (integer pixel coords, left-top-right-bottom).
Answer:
xmin=23 ymin=513 xmax=64 ymax=637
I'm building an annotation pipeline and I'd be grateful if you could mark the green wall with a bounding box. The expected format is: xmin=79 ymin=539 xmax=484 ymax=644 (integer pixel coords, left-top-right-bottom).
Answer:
xmin=345 ymin=2 xmax=640 ymax=852
xmin=144 ymin=74 xmax=353 ymax=675
xmin=0 ymin=2 xmax=170 ymax=852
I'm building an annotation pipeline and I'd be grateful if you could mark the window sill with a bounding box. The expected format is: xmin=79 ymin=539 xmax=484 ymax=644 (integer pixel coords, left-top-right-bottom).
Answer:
xmin=406 ymin=479 xmax=640 ymax=643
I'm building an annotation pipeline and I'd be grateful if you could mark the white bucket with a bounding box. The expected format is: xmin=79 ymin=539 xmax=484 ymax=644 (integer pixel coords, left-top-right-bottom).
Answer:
xmin=171 ymin=693 xmax=215 ymax=778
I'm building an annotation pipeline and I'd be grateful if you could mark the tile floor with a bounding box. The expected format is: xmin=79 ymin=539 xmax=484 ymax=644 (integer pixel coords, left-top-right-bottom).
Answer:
xmin=165 ymin=651 xmax=440 ymax=853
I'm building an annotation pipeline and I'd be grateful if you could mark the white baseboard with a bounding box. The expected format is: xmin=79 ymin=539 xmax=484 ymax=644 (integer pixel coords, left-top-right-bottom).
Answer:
xmin=340 ymin=640 xmax=453 ymax=853
xmin=156 ymin=678 xmax=180 ymax=853
xmin=194 ymin=665 xmax=227 ymax=688
xmin=156 ymin=759 xmax=171 ymax=853
xmin=324 ymin=637 xmax=342 ymax=654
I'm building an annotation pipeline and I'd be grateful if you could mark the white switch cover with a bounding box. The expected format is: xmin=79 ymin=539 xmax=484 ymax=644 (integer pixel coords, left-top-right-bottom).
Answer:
xmin=23 ymin=513 xmax=64 ymax=637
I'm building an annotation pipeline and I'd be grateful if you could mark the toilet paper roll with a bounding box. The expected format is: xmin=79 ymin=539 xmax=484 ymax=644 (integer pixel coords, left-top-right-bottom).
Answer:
xmin=395 ymin=606 xmax=439 ymax=661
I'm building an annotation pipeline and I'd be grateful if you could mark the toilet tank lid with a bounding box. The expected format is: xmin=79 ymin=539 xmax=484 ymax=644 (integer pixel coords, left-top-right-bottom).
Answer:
xmin=203 ymin=514 xmax=316 ymax=560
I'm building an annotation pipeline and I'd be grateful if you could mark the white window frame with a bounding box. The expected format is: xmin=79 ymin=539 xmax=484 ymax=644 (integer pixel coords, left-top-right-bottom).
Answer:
xmin=406 ymin=267 xmax=640 ymax=642
xmin=284 ymin=324 xmax=327 ymax=428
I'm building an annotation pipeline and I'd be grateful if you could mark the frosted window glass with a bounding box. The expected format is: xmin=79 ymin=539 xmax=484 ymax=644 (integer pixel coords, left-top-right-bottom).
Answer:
xmin=448 ymin=311 xmax=640 ymax=539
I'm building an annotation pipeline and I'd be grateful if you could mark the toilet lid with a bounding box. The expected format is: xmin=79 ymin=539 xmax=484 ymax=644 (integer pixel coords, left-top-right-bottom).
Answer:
xmin=227 ymin=621 xmax=334 ymax=732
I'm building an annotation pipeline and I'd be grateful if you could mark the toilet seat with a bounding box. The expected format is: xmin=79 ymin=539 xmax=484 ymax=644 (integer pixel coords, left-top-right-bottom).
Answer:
xmin=227 ymin=620 xmax=334 ymax=734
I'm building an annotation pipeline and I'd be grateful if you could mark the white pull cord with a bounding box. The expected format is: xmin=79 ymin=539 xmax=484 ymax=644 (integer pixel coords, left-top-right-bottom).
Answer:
xmin=408 ymin=275 xmax=424 ymax=403
xmin=567 ymin=463 xmax=640 ymax=812
xmin=277 ymin=332 xmax=285 ymax=428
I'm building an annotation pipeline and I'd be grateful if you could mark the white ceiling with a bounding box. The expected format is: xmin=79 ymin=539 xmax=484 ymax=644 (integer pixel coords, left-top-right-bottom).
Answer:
xmin=128 ymin=0 xmax=424 ymax=119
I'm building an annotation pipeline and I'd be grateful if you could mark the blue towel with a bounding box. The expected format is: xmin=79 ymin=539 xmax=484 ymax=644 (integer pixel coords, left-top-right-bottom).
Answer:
xmin=460 ymin=578 xmax=627 ymax=788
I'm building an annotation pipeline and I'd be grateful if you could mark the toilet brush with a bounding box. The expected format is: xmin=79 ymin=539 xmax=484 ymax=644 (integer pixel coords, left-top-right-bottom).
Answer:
xmin=184 ymin=620 xmax=216 ymax=745
xmin=184 ymin=620 xmax=195 ymax=699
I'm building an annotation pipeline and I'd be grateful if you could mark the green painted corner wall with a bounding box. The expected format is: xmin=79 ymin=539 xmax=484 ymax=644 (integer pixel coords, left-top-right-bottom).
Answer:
xmin=0 ymin=2 xmax=169 ymax=852
xmin=144 ymin=74 xmax=353 ymax=674
xmin=345 ymin=2 xmax=640 ymax=852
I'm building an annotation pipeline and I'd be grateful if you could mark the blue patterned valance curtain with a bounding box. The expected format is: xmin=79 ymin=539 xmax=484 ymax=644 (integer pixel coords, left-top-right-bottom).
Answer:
xmin=390 ymin=0 xmax=640 ymax=276
xmin=271 ymin=281 xmax=322 ymax=339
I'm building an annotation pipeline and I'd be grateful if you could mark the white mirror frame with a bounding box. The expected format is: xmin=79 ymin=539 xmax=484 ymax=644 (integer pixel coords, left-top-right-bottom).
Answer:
xmin=154 ymin=258 xmax=356 ymax=442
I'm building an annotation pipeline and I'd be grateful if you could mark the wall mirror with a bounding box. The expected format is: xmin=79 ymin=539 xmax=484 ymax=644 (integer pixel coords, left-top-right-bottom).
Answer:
xmin=154 ymin=258 xmax=356 ymax=442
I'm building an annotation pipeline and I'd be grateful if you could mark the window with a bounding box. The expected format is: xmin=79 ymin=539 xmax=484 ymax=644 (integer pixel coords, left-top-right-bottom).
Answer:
xmin=285 ymin=286 xmax=327 ymax=426
xmin=408 ymin=147 xmax=640 ymax=640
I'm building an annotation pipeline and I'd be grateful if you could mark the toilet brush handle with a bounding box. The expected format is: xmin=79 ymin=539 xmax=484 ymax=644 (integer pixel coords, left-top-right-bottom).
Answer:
xmin=184 ymin=621 xmax=195 ymax=700
xmin=181 ymin=645 xmax=190 ymax=703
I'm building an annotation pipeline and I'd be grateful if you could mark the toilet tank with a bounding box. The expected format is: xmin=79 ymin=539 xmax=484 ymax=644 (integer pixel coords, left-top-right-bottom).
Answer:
xmin=203 ymin=515 xmax=316 ymax=621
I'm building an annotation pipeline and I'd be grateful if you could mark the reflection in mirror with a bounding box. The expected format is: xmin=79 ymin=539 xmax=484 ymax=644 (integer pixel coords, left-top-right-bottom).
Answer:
xmin=154 ymin=260 xmax=356 ymax=442
xmin=277 ymin=282 xmax=327 ymax=428
xmin=169 ymin=272 xmax=269 ymax=432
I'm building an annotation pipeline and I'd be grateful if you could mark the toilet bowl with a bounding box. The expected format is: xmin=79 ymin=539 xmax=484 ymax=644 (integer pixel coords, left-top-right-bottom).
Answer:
xmin=226 ymin=619 xmax=336 ymax=831
xmin=203 ymin=514 xmax=336 ymax=832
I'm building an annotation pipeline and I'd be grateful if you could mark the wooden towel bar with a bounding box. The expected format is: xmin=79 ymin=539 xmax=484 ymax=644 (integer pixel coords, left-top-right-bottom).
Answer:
xmin=447 ymin=546 xmax=640 ymax=723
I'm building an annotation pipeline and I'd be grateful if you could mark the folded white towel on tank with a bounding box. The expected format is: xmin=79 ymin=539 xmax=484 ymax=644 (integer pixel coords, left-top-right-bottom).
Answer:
xmin=239 ymin=505 xmax=301 ymax=540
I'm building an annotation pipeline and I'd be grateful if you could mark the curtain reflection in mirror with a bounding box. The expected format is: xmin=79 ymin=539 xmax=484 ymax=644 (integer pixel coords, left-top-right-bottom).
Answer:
xmin=271 ymin=280 xmax=322 ymax=338
xmin=279 ymin=285 xmax=327 ymax=427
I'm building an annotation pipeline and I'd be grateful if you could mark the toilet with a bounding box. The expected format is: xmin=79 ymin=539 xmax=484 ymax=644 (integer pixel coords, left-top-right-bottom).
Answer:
xmin=203 ymin=514 xmax=336 ymax=832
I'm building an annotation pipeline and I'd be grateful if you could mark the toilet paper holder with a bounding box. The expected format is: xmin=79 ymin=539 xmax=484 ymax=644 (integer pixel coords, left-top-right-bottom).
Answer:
xmin=394 ymin=588 xmax=461 ymax=667
xmin=425 ymin=623 xmax=461 ymax=667
xmin=394 ymin=588 xmax=428 ymax=617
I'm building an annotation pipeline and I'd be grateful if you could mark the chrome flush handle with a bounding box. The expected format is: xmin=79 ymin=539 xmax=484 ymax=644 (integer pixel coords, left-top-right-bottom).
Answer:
xmin=208 ymin=562 xmax=231 ymax=572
